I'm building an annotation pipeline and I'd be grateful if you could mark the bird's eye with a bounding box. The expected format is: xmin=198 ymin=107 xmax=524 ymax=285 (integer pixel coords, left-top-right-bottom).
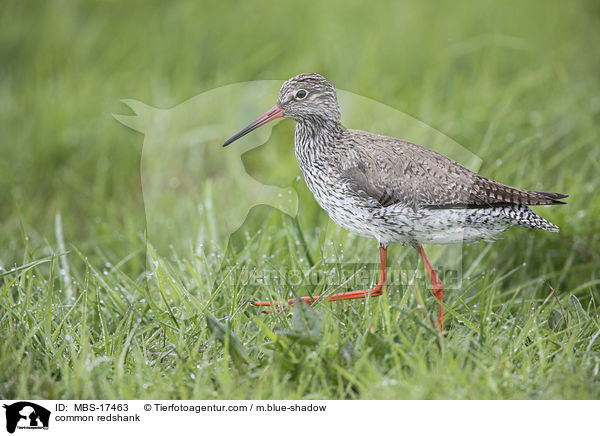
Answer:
xmin=295 ymin=89 xmax=308 ymax=100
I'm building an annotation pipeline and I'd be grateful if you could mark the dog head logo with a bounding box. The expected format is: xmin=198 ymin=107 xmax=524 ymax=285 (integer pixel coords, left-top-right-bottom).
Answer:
xmin=114 ymin=80 xmax=479 ymax=287
xmin=3 ymin=402 xmax=50 ymax=433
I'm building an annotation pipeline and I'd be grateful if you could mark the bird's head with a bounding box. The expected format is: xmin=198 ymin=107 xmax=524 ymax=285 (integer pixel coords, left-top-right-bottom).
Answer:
xmin=277 ymin=73 xmax=340 ymax=123
xmin=223 ymin=73 xmax=340 ymax=147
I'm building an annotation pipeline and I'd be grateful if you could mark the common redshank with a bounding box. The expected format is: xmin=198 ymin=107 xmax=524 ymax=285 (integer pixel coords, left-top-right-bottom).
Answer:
xmin=222 ymin=73 xmax=566 ymax=331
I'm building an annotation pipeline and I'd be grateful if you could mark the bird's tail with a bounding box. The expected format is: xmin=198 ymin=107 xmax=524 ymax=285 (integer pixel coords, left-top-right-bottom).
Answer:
xmin=504 ymin=205 xmax=560 ymax=232
xmin=531 ymin=191 xmax=568 ymax=205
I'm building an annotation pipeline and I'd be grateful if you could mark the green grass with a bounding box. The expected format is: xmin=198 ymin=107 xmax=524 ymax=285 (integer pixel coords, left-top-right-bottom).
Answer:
xmin=1 ymin=0 xmax=599 ymax=399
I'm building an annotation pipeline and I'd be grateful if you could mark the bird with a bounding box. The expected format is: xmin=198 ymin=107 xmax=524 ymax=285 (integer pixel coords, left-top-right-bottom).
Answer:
xmin=222 ymin=72 xmax=567 ymax=332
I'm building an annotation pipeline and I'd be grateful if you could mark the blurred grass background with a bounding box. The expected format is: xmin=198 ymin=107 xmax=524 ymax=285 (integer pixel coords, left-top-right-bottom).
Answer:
xmin=1 ymin=0 xmax=599 ymax=399
xmin=1 ymin=0 xmax=599 ymax=271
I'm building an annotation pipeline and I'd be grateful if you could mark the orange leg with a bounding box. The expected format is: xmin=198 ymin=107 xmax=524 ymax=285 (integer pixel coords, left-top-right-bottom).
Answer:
xmin=252 ymin=245 xmax=388 ymax=310
xmin=417 ymin=246 xmax=444 ymax=332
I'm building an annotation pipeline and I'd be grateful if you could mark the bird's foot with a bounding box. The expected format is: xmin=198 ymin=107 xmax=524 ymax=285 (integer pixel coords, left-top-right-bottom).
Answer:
xmin=432 ymin=283 xmax=444 ymax=333
xmin=250 ymin=285 xmax=384 ymax=313
xmin=250 ymin=296 xmax=324 ymax=314
xmin=326 ymin=285 xmax=383 ymax=301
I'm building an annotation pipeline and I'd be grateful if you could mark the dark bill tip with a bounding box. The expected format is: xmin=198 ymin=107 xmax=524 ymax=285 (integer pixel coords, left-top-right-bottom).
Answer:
xmin=222 ymin=105 xmax=284 ymax=147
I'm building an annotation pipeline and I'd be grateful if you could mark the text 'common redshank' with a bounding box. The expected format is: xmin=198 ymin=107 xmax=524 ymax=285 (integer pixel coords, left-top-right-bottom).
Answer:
xmin=223 ymin=73 xmax=567 ymax=332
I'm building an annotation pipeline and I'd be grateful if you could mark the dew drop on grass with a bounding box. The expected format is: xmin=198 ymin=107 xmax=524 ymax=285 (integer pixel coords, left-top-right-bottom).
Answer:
xmin=382 ymin=378 xmax=398 ymax=387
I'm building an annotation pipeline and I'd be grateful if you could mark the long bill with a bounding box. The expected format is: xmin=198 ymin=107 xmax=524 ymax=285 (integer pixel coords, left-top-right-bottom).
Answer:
xmin=222 ymin=105 xmax=285 ymax=147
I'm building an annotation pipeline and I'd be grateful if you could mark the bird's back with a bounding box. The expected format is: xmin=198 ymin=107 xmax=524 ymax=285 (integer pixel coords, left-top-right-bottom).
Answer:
xmin=336 ymin=129 xmax=566 ymax=212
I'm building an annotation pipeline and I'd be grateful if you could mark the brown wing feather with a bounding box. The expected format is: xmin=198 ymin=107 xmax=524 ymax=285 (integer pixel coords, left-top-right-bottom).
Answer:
xmin=460 ymin=175 xmax=567 ymax=208
xmin=340 ymin=131 xmax=567 ymax=210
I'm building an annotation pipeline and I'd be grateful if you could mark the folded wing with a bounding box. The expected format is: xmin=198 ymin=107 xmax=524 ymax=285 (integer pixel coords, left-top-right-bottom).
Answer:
xmin=340 ymin=133 xmax=567 ymax=211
